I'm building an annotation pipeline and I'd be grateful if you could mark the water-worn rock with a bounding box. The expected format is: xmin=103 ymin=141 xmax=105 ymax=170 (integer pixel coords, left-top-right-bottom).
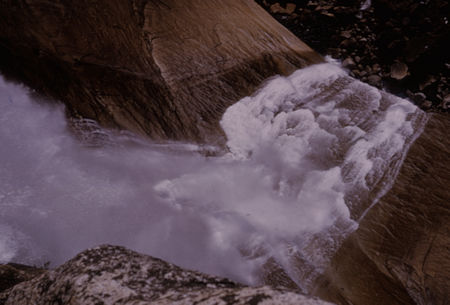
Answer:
xmin=314 ymin=114 xmax=450 ymax=305
xmin=0 ymin=245 xmax=333 ymax=305
xmin=390 ymin=62 xmax=409 ymax=80
xmin=0 ymin=0 xmax=322 ymax=143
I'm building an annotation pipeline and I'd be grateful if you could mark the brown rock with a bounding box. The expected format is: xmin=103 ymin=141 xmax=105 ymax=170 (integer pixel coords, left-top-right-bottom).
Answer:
xmin=367 ymin=74 xmax=381 ymax=85
xmin=442 ymin=94 xmax=450 ymax=109
xmin=314 ymin=114 xmax=450 ymax=305
xmin=339 ymin=38 xmax=356 ymax=48
xmin=390 ymin=62 xmax=409 ymax=80
xmin=372 ymin=64 xmax=381 ymax=72
xmin=0 ymin=0 xmax=321 ymax=143
xmin=340 ymin=31 xmax=352 ymax=39
xmin=342 ymin=57 xmax=356 ymax=68
xmin=421 ymin=100 xmax=432 ymax=109
xmin=412 ymin=92 xmax=427 ymax=103
xmin=270 ymin=2 xmax=297 ymax=14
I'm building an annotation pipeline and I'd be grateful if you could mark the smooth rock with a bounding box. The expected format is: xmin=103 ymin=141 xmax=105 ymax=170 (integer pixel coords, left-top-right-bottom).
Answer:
xmin=421 ymin=100 xmax=432 ymax=109
xmin=0 ymin=0 xmax=322 ymax=143
xmin=412 ymin=92 xmax=427 ymax=103
xmin=390 ymin=62 xmax=409 ymax=80
xmin=342 ymin=57 xmax=356 ymax=68
xmin=442 ymin=94 xmax=450 ymax=109
xmin=314 ymin=114 xmax=450 ymax=305
xmin=367 ymin=74 xmax=381 ymax=85
xmin=270 ymin=3 xmax=297 ymax=14
xmin=340 ymin=30 xmax=352 ymax=39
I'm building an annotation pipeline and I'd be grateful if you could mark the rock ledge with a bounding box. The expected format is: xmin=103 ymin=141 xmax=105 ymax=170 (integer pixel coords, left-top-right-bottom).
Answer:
xmin=0 ymin=245 xmax=332 ymax=305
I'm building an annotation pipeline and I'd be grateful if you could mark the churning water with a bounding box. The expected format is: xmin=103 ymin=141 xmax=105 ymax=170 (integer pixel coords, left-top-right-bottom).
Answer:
xmin=0 ymin=63 xmax=427 ymax=291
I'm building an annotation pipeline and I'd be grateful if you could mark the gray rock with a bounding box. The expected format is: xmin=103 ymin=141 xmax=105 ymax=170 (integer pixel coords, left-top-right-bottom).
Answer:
xmin=1 ymin=245 xmax=333 ymax=305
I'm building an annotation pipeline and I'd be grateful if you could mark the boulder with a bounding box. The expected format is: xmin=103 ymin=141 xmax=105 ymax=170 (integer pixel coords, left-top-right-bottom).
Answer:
xmin=270 ymin=3 xmax=297 ymax=14
xmin=0 ymin=245 xmax=333 ymax=305
xmin=390 ymin=62 xmax=409 ymax=80
xmin=0 ymin=0 xmax=322 ymax=142
xmin=314 ymin=114 xmax=450 ymax=305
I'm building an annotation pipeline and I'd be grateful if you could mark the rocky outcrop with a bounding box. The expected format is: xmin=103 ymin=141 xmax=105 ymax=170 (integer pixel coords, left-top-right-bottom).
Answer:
xmin=0 ymin=0 xmax=322 ymax=142
xmin=313 ymin=114 xmax=450 ymax=305
xmin=0 ymin=245 xmax=333 ymax=305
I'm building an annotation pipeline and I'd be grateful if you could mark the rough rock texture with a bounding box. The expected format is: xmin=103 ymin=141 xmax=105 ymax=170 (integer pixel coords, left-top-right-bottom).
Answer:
xmin=0 ymin=245 xmax=333 ymax=305
xmin=0 ymin=264 xmax=45 ymax=305
xmin=313 ymin=114 xmax=450 ymax=305
xmin=0 ymin=0 xmax=322 ymax=142
xmin=256 ymin=0 xmax=449 ymax=112
xmin=0 ymin=263 xmax=44 ymax=293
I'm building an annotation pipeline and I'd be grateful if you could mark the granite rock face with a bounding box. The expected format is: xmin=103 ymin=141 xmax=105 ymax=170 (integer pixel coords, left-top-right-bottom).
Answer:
xmin=0 ymin=245 xmax=333 ymax=305
xmin=314 ymin=114 xmax=450 ymax=305
xmin=0 ymin=0 xmax=322 ymax=142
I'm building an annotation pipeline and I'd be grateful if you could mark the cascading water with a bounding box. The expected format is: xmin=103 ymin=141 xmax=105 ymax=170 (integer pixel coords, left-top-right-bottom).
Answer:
xmin=0 ymin=62 xmax=427 ymax=291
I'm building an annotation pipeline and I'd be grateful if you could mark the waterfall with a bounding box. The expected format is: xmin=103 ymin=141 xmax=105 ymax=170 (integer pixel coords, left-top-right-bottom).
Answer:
xmin=0 ymin=62 xmax=427 ymax=290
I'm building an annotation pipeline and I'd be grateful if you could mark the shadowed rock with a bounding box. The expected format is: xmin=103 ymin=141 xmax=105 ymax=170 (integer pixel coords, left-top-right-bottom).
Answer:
xmin=0 ymin=245 xmax=333 ymax=305
xmin=0 ymin=0 xmax=322 ymax=142
xmin=313 ymin=113 xmax=450 ymax=305
xmin=0 ymin=264 xmax=44 ymax=293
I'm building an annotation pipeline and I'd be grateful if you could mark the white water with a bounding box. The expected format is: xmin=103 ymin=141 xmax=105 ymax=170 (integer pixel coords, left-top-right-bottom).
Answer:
xmin=0 ymin=63 xmax=426 ymax=290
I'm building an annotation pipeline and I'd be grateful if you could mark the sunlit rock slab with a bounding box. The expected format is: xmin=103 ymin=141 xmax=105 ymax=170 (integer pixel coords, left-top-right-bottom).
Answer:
xmin=314 ymin=113 xmax=450 ymax=305
xmin=0 ymin=245 xmax=333 ymax=305
xmin=0 ymin=0 xmax=322 ymax=142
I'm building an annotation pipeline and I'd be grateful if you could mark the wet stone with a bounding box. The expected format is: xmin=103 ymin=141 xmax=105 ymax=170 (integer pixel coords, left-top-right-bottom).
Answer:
xmin=390 ymin=62 xmax=409 ymax=80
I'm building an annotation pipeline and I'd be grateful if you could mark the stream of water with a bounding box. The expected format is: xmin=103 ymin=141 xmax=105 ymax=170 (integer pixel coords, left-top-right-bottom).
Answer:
xmin=0 ymin=63 xmax=427 ymax=290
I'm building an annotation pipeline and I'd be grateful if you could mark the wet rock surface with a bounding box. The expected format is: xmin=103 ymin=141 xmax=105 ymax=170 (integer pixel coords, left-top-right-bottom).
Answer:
xmin=0 ymin=0 xmax=322 ymax=143
xmin=256 ymin=0 xmax=449 ymax=112
xmin=0 ymin=245 xmax=333 ymax=305
xmin=313 ymin=114 xmax=450 ymax=305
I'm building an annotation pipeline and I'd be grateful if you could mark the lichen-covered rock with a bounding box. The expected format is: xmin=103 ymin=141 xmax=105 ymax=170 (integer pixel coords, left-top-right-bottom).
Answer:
xmin=1 ymin=245 xmax=333 ymax=305
xmin=0 ymin=0 xmax=322 ymax=142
